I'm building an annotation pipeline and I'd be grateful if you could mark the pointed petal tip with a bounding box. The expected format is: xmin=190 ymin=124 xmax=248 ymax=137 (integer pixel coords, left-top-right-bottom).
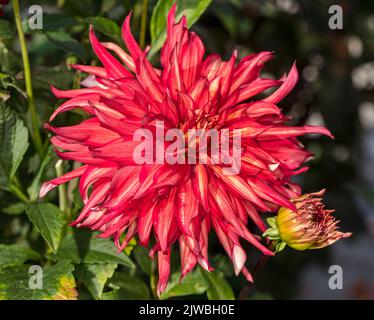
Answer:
xmin=39 ymin=182 xmax=52 ymax=198
xmin=232 ymin=245 xmax=246 ymax=275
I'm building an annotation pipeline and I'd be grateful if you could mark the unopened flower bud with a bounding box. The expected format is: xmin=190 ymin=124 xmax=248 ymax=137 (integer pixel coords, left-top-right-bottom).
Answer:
xmin=263 ymin=189 xmax=351 ymax=252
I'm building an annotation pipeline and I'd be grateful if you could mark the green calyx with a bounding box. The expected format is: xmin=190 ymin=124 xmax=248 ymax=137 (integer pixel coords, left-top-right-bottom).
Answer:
xmin=262 ymin=217 xmax=287 ymax=253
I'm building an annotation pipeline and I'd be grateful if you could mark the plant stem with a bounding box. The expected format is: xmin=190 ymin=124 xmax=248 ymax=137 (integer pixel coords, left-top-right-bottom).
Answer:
xmin=12 ymin=0 xmax=44 ymax=159
xmin=55 ymin=160 xmax=68 ymax=213
xmin=8 ymin=182 xmax=30 ymax=203
xmin=139 ymin=0 xmax=148 ymax=49
xmin=150 ymin=257 xmax=158 ymax=299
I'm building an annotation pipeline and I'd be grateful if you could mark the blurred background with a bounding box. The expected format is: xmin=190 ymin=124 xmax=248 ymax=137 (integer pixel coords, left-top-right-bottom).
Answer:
xmin=0 ymin=0 xmax=373 ymax=299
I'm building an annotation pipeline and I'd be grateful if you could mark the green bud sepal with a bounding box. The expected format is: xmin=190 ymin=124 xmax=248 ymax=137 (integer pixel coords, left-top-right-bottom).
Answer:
xmin=262 ymin=217 xmax=286 ymax=253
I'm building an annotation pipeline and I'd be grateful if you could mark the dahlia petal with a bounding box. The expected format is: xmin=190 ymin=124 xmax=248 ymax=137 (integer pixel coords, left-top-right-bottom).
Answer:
xmin=50 ymin=85 xmax=125 ymax=99
xmin=219 ymin=51 xmax=237 ymax=99
xmin=91 ymin=139 xmax=142 ymax=165
xmin=49 ymin=94 xmax=99 ymax=121
xmin=168 ymin=48 xmax=185 ymax=98
xmin=247 ymin=178 xmax=295 ymax=210
xmin=138 ymin=201 xmax=157 ymax=246
xmin=79 ymin=166 xmax=117 ymax=203
xmin=154 ymin=188 xmax=177 ymax=252
xmin=235 ymin=78 xmax=283 ymax=106
xmin=263 ymin=62 xmax=298 ymax=104
xmin=179 ymin=234 xmax=198 ymax=280
xmin=161 ymin=4 xmax=187 ymax=67
xmin=243 ymin=201 xmax=267 ymax=232
xmin=200 ymin=54 xmax=222 ymax=81
xmin=45 ymin=118 xmax=121 ymax=147
xmin=177 ymin=180 xmax=199 ymax=237
xmin=197 ymin=216 xmax=212 ymax=272
xmin=232 ymin=244 xmax=246 ymax=275
xmin=157 ymin=249 xmax=171 ymax=296
xmin=136 ymin=56 xmax=164 ymax=102
xmin=70 ymin=64 xmax=107 ymax=78
xmin=89 ymin=26 xmax=132 ymax=79
xmin=212 ymin=166 xmax=269 ymax=211
xmin=71 ymin=182 xmax=111 ymax=226
xmin=117 ymin=219 xmax=137 ymax=252
xmin=259 ymin=125 xmax=334 ymax=139
xmin=54 ymin=148 xmax=116 ymax=166
xmin=122 ymin=12 xmax=143 ymax=62
xmin=230 ymin=51 xmax=274 ymax=94
xmin=242 ymin=267 xmax=254 ymax=282
xmin=105 ymin=166 xmax=141 ymax=210
xmin=192 ymin=164 xmax=209 ymax=211
xmin=245 ymin=101 xmax=281 ymax=118
xmin=39 ymin=165 xmax=87 ymax=197
xmin=89 ymin=101 xmax=124 ymax=120
xmin=101 ymin=42 xmax=136 ymax=72
xmin=259 ymin=139 xmax=312 ymax=170
xmin=181 ymin=32 xmax=205 ymax=90
xmin=50 ymin=136 xmax=83 ymax=152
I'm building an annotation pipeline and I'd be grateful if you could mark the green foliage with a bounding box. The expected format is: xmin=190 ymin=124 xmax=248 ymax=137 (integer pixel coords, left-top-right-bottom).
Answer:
xmin=0 ymin=260 xmax=77 ymax=300
xmin=0 ymin=104 xmax=29 ymax=185
xmin=160 ymin=269 xmax=209 ymax=299
xmin=104 ymin=272 xmax=151 ymax=299
xmin=83 ymin=17 xmax=122 ymax=44
xmin=202 ymin=270 xmax=235 ymax=300
xmin=0 ymin=244 xmax=40 ymax=268
xmin=49 ymin=230 xmax=135 ymax=269
xmin=0 ymin=21 xmax=15 ymax=40
xmin=75 ymin=263 xmax=117 ymax=299
xmin=26 ymin=203 xmax=65 ymax=253
xmin=43 ymin=31 xmax=85 ymax=60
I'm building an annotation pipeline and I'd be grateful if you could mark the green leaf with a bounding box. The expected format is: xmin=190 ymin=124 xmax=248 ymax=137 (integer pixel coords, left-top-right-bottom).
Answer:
xmin=2 ymin=202 xmax=26 ymax=215
xmin=50 ymin=230 xmax=135 ymax=269
xmin=31 ymin=67 xmax=74 ymax=91
xmin=83 ymin=17 xmax=122 ymax=43
xmin=160 ymin=268 xmax=209 ymax=299
xmin=75 ymin=263 xmax=117 ymax=299
xmin=275 ymin=241 xmax=287 ymax=252
xmin=262 ymin=228 xmax=279 ymax=239
xmin=0 ymin=260 xmax=77 ymax=300
xmin=25 ymin=203 xmax=65 ymax=253
xmin=72 ymin=187 xmax=84 ymax=210
xmin=0 ymin=244 xmax=40 ymax=268
xmin=0 ymin=21 xmax=15 ymax=40
xmin=202 ymin=270 xmax=235 ymax=300
xmin=266 ymin=216 xmax=277 ymax=228
xmin=27 ymin=148 xmax=53 ymax=201
xmin=210 ymin=254 xmax=234 ymax=277
xmin=41 ymin=14 xmax=78 ymax=31
xmin=105 ymin=272 xmax=150 ymax=299
xmin=132 ymin=246 xmax=152 ymax=276
xmin=149 ymin=0 xmax=212 ymax=58
xmin=0 ymin=103 xmax=29 ymax=185
xmin=43 ymin=31 xmax=84 ymax=59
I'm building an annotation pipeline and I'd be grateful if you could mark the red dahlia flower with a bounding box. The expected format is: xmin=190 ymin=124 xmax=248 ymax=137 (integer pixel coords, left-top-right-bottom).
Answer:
xmin=40 ymin=5 xmax=333 ymax=295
